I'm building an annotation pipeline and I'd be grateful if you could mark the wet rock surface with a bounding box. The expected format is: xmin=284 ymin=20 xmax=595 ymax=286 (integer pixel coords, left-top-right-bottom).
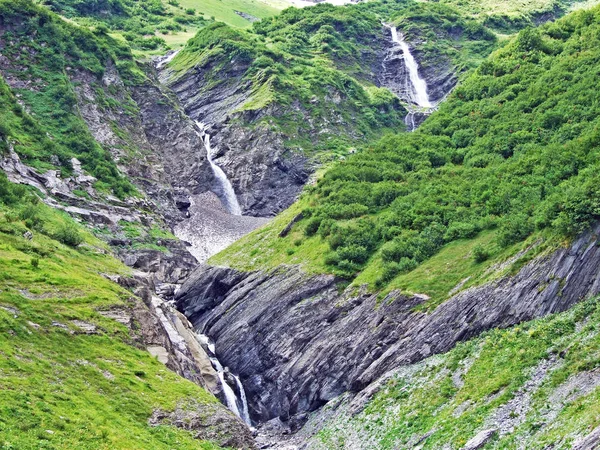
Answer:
xmin=164 ymin=57 xmax=316 ymax=217
xmin=176 ymin=224 xmax=600 ymax=428
xmin=149 ymin=401 xmax=257 ymax=449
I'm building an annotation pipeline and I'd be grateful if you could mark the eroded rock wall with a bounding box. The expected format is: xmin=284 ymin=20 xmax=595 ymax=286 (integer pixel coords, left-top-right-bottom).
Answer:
xmin=176 ymin=224 xmax=600 ymax=426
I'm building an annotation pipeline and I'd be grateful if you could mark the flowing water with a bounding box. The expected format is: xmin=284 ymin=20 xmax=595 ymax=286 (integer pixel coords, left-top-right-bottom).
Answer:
xmin=196 ymin=122 xmax=242 ymax=216
xmin=385 ymin=26 xmax=434 ymax=131
xmin=196 ymin=333 xmax=252 ymax=425
xmin=156 ymin=49 xmax=180 ymax=69
xmin=389 ymin=26 xmax=431 ymax=108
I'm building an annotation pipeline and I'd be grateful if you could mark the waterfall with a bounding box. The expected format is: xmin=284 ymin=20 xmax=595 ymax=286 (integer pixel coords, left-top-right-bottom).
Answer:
xmin=235 ymin=375 xmax=252 ymax=425
xmin=156 ymin=49 xmax=180 ymax=69
xmin=196 ymin=122 xmax=242 ymax=216
xmin=383 ymin=25 xmax=435 ymax=131
xmin=195 ymin=334 xmax=252 ymax=426
xmin=389 ymin=26 xmax=431 ymax=108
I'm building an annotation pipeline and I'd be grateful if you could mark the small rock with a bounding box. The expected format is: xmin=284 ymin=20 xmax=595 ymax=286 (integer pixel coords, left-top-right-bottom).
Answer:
xmin=0 ymin=305 xmax=19 ymax=317
xmin=279 ymin=213 xmax=304 ymax=238
xmin=148 ymin=345 xmax=169 ymax=364
xmin=462 ymin=429 xmax=497 ymax=450
xmin=27 ymin=321 xmax=41 ymax=330
xmin=71 ymin=320 xmax=97 ymax=334
xmin=23 ymin=230 xmax=33 ymax=240
xmin=572 ymin=425 xmax=600 ymax=449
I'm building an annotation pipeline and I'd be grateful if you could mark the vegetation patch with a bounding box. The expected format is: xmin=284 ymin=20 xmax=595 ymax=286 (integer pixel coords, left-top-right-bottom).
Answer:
xmin=312 ymin=295 xmax=600 ymax=449
xmin=0 ymin=173 xmax=224 ymax=449
xmin=214 ymin=7 xmax=600 ymax=297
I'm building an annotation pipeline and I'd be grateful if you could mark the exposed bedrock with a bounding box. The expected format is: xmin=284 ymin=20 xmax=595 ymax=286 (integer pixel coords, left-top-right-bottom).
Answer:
xmin=162 ymin=58 xmax=316 ymax=217
xmin=176 ymin=224 xmax=600 ymax=426
xmin=160 ymin=26 xmax=455 ymax=218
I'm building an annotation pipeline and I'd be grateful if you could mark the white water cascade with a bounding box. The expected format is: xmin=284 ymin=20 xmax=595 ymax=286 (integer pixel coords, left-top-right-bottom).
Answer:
xmin=386 ymin=26 xmax=434 ymax=131
xmin=196 ymin=334 xmax=252 ymax=425
xmin=389 ymin=26 xmax=431 ymax=108
xmin=196 ymin=122 xmax=242 ymax=216
xmin=155 ymin=49 xmax=180 ymax=69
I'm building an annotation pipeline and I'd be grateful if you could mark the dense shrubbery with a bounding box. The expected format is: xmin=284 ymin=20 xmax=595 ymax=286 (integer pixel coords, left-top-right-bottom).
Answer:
xmin=41 ymin=0 xmax=207 ymax=49
xmin=172 ymin=5 xmax=411 ymax=156
xmin=0 ymin=0 xmax=135 ymax=198
xmin=351 ymin=0 xmax=497 ymax=71
xmin=172 ymin=0 xmax=497 ymax=161
xmin=291 ymin=7 xmax=600 ymax=282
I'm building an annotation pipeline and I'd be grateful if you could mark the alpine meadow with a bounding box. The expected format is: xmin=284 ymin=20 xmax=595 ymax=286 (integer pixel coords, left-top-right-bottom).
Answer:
xmin=2 ymin=0 xmax=600 ymax=449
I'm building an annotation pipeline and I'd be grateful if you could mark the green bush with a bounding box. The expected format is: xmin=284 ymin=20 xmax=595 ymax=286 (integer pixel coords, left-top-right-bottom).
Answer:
xmin=472 ymin=244 xmax=490 ymax=263
xmin=279 ymin=8 xmax=600 ymax=285
xmin=54 ymin=222 xmax=83 ymax=247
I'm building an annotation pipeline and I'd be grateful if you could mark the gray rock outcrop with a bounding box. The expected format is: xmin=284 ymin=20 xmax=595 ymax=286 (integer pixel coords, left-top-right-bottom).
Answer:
xmin=176 ymin=224 xmax=600 ymax=426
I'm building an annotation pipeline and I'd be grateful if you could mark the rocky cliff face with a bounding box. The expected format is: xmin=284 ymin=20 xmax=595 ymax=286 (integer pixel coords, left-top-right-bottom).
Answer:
xmin=378 ymin=27 xmax=457 ymax=106
xmin=0 ymin=26 xmax=257 ymax=444
xmin=176 ymin=224 xmax=600 ymax=429
xmin=71 ymin=62 xmax=215 ymax=226
xmin=160 ymin=25 xmax=458 ymax=218
xmin=161 ymin=60 xmax=317 ymax=217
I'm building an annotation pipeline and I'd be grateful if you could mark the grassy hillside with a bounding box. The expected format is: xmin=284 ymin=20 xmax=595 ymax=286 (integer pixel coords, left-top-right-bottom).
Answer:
xmin=313 ymin=294 xmax=600 ymax=449
xmin=39 ymin=0 xmax=288 ymax=51
xmin=212 ymin=5 xmax=600 ymax=303
xmin=0 ymin=174 xmax=226 ymax=449
xmin=167 ymin=1 xmax=496 ymax=162
xmin=435 ymin=0 xmax=599 ymax=31
xmin=175 ymin=0 xmax=286 ymax=28
xmin=0 ymin=0 xmax=138 ymax=197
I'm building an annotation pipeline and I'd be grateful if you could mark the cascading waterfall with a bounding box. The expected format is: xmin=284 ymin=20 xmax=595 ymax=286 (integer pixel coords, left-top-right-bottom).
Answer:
xmin=195 ymin=334 xmax=252 ymax=426
xmin=386 ymin=25 xmax=434 ymax=131
xmin=389 ymin=26 xmax=431 ymax=108
xmin=196 ymin=122 xmax=242 ymax=216
xmin=156 ymin=49 xmax=180 ymax=69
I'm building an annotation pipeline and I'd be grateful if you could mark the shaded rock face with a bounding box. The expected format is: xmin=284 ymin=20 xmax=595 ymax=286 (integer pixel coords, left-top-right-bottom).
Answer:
xmin=162 ymin=60 xmax=313 ymax=217
xmin=176 ymin=224 xmax=600 ymax=426
xmin=161 ymin=27 xmax=455 ymax=217
xmin=209 ymin=120 xmax=312 ymax=217
xmin=71 ymin=63 xmax=214 ymax=226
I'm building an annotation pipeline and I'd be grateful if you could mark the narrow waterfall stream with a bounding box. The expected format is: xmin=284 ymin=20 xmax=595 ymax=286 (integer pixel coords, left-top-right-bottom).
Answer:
xmin=196 ymin=333 xmax=252 ymax=426
xmin=389 ymin=26 xmax=431 ymax=108
xmin=386 ymin=25 xmax=434 ymax=131
xmin=196 ymin=122 xmax=242 ymax=216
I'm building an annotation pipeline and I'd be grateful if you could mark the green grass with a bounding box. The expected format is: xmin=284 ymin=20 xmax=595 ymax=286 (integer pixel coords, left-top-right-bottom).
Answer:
xmin=213 ymin=6 xmax=600 ymax=294
xmin=160 ymin=0 xmax=290 ymax=49
xmin=312 ymin=295 xmax=600 ymax=449
xmin=210 ymin=194 xmax=331 ymax=274
xmin=431 ymin=0 xmax=600 ymax=30
xmin=351 ymin=229 xmax=542 ymax=304
xmin=0 ymin=184 xmax=226 ymax=449
xmin=173 ymin=0 xmax=287 ymax=28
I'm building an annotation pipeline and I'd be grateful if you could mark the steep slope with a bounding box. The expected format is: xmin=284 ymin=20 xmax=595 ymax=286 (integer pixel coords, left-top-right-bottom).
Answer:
xmin=0 ymin=0 xmax=265 ymax=266
xmin=43 ymin=0 xmax=288 ymax=52
xmin=298 ymin=293 xmax=600 ymax=449
xmin=179 ymin=4 xmax=600 ymax=442
xmin=435 ymin=0 xmax=599 ymax=31
xmin=0 ymin=174 xmax=255 ymax=449
xmin=160 ymin=1 xmax=496 ymax=216
xmin=215 ymin=5 xmax=600 ymax=289
xmin=0 ymin=1 xmax=259 ymax=446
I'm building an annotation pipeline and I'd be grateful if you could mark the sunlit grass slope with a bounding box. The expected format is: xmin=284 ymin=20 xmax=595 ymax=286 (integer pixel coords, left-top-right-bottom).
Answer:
xmin=0 ymin=176 xmax=224 ymax=449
